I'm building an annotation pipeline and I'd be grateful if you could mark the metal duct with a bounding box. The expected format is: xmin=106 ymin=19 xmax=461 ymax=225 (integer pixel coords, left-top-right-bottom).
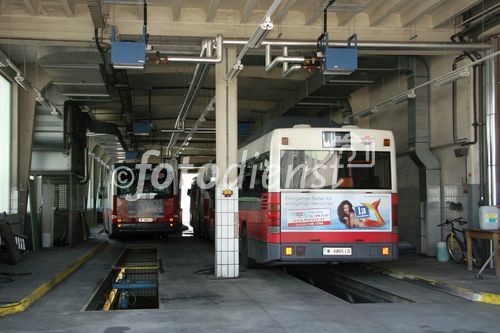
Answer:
xmin=407 ymin=57 xmax=442 ymax=257
xmin=485 ymin=41 xmax=499 ymax=206
xmin=87 ymin=119 xmax=128 ymax=153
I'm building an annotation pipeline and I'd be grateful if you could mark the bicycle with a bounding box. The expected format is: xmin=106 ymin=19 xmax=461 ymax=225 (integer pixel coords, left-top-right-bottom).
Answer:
xmin=438 ymin=217 xmax=483 ymax=268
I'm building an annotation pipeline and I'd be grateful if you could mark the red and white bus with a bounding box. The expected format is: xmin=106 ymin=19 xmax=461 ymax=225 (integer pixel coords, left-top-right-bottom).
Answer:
xmin=188 ymin=178 xmax=216 ymax=239
xmin=103 ymin=163 xmax=181 ymax=238
xmin=238 ymin=125 xmax=398 ymax=267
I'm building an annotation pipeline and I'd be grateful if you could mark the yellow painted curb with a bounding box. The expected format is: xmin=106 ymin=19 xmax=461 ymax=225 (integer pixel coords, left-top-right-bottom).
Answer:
xmin=477 ymin=292 xmax=500 ymax=305
xmin=361 ymin=264 xmax=500 ymax=305
xmin=0 ymin=241 xmax=108 ymax=317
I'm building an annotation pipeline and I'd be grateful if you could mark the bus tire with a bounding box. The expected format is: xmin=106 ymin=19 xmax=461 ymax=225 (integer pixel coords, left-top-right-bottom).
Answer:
xmin=241 ymin=226 xmax=256 ymax=269
xmin=108 ymin=224 xmax=117 ymax=239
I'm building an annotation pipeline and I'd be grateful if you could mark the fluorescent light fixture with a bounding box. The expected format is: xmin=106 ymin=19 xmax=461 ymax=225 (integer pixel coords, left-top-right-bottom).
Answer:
xmin=0 ymin=51 xmax=9 ymax=67
xmin=359 ymin=106 xmax=378 ymax=118
xmin=434 ymin=68 xmax=470 ymax=87
xmin=35 ymin=95 xmax=52 ymax=109
xmin=226 ymin=60 xmax=244 ymax=81
xmin=14 ymin=74 xmax=34 ymax=91
xmin=390 ymin=89 xmax=416 ymax=104
xmin=248 ymin=16 xmax=274 ymax=48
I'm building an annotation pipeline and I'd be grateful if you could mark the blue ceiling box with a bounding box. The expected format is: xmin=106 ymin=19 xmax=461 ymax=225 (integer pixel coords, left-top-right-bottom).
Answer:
xmin=133 ymin=122 xmax=152 ymax=136
xmin=111 ymin=41 xmax=146 ymax=70
xmin=320 ymin=33 xmax=358 ymax=76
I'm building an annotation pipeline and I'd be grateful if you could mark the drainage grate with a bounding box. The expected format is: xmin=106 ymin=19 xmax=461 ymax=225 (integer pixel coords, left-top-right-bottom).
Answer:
xmin=85 ymin=247 xmax=160 ymax=311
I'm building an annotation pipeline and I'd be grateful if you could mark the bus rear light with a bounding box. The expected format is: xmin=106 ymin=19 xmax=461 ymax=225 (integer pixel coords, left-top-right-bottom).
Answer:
xmin=169 ymin=217 xmax=174 ymax=222
xmin=384 ymin=139 xmax=391 ymax=146
xmin=267 ymin=193 xmax=281 ymax=226
xmin=169 ymin=223 xmax=174 ymax=227
xmin=296 ymin=246 xmax=306 ymax=256
xmin=112 ymin=195 xmax=118 ymax=215
xmin=391 ymin=193 xmax=399 ymax=227
xmin=381 ymin=246 xmax=390 ymax=256
xmin=268 ymin=203 xmax=280 ymax=213
xmin=268 ymin=218 xmax=280 ymax=226
xmin=117 ymin=223 xmax=122 ymax=228
xmin=281 ymin=137 xmax=289 ymax=145
xmin=284 ymin=246 xmax=294 ymax=256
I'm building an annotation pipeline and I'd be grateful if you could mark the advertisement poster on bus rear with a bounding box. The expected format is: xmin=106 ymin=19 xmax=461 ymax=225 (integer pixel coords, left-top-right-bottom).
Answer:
xmin=281 ymin=192 xmax=392 ymax=232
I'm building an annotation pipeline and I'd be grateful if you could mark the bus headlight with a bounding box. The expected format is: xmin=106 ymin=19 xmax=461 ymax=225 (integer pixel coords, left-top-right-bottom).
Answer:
xmin=381 ymin=246 xmax=390 ymax=256
xmin=284 ymin=247 xmax=294 ymax=256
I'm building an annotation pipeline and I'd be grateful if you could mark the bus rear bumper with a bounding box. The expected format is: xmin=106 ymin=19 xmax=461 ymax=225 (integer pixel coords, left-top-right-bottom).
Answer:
xmin=112 ymin=222 xmax=182 ymax=234
xmin=277 ymin=242 xmax=398 ymax=263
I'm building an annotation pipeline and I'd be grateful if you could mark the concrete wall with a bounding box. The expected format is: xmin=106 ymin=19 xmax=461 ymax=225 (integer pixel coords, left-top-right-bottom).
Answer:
xmin=349 ymin=55 xmax=477 ymax=251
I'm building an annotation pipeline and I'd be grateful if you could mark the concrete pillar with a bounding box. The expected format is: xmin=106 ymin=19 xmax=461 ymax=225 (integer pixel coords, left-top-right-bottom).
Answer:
xmin=16 ymin=65 xmax=50 ymax=232
xmin=214 ymin=47 xmax=239 ymax=278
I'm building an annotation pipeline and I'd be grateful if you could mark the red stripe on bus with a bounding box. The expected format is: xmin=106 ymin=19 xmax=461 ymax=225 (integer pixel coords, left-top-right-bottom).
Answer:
xmin=280 ymin=231 xmax=393 ymax=243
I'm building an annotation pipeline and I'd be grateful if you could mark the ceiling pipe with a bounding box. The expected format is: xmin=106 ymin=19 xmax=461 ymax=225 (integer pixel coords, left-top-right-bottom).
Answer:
xmin=165 ymin=34 xmax=223 ymax=64
xmin=265 ymin=44 xmax=305 ymax=72
xmin=166 ymin=40 xmax=216 ymax=156
xmin=226 ymin=0 xmax=283 ymax=81
xmin=283 ymin=64 xmax=302 ymax=77
xmin=172 ymin=97 xmax=216 ymax=159
xmin=223 ymin=39 xmax=491 ymax=51
xmin=0 ymin=50 xmax=63 ymax=118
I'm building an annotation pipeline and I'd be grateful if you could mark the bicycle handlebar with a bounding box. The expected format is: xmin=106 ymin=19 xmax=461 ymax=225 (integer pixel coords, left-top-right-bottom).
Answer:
xmin=437 ymin=217 xmax=467 ymax=227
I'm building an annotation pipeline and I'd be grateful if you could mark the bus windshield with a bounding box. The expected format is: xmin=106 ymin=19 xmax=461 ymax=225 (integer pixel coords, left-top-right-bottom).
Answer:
xmin=116 ymin=169 xmax=174 ymax=198
xmin=280 ymin=150 xmax=391 ymax=190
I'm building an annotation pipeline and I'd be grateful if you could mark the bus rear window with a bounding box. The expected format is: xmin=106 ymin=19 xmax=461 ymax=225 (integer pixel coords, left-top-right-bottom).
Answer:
xmin=116 ymin=169 xmax=174 ymax=198
xmin=280 ymin=150 xmax=391 ymax=190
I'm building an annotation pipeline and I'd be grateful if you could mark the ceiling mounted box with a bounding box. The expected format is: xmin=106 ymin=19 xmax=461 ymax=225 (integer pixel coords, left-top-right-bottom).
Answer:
xmin=133 ymin=122 xmax=152 ymax=136
xmin=125 ymin=151 xmax=138 ymax=160
xmin=111 ymin=41 xmax=146 ymax=70
xmin=320 ymin=33 xmax=358 ymax=76
xmin=323 ymin=47 xmax=358 ymax=75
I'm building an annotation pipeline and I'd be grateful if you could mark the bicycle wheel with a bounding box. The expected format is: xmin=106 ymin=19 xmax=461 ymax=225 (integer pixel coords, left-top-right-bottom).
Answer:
xmin=446 ymin=233 xmax=464 ymax=264
xmin=471 ymin=240 xmax=483 ymax=269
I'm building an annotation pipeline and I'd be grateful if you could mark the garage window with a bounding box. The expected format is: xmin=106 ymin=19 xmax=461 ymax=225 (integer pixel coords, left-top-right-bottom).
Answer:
xmin=0 ymin=75 xmax=11 ymax=213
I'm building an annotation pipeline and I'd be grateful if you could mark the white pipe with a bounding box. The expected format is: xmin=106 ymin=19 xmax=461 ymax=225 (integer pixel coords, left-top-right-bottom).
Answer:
xmin=167 ymin=34 xmax=223 ymax=64
xmin=265 ymin=56 xmax=305 ymax=72
xmin=283 ymin=46 xmax=289 ymax=73
xmin=265 ymin=42 xmax=304 ymax=72
xmin=226 ymin=0 xmax=283 ymax=81
xmin=485 ymin=47 xmax=498 ymax=205
xmin=223 ymin=39 xmax=491 ymax=50
xmin=283 ymin=64 xmax=302 ymax=77
xmin=265 ymin=44 xmax=271 ymax=67
xmin=172 ymin=97 xmax=216 ymax=158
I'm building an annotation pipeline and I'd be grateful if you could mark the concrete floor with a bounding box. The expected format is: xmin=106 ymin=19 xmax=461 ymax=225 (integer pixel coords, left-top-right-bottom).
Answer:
xmin=376 ymin=253 xmax=500 ymax=294
xmin=1 ymin=235 xmax=499 ymax=333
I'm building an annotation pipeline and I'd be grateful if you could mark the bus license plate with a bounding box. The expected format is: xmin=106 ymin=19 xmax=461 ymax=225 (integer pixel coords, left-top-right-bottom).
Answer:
xmin=138 ymin=217 xmax=153 ymax=222
xmin=323 ymin=247 xmax=352 ymax=256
